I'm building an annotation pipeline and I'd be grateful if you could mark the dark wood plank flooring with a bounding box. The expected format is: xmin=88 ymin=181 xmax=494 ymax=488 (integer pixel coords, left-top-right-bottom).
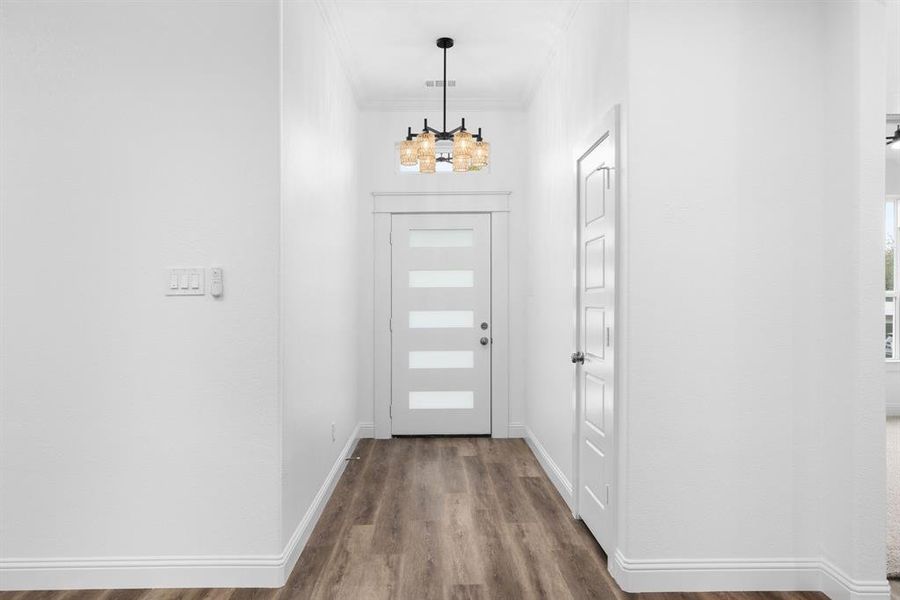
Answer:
xmin=1 ymin=438 xmax=830 ymax=600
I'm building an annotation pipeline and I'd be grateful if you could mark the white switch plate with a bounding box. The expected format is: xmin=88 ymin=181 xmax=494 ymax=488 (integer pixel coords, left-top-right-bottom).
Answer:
xmin=166 ymin=268 xmax=205 ymax=296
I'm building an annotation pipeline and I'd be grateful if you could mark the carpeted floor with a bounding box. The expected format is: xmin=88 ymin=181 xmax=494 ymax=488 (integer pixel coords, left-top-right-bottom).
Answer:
xmin=888 ymin=417 xmax=899 ymax=578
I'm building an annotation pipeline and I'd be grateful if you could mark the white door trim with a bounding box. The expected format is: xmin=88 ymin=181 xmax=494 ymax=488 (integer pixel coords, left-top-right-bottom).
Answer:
xmin=572 ymin=106 xmax=622 ymax=556
xmin=372 ymin=191 xmax=512 ymax=439
xmin=372 ymin=191 xmax=510 ymax=214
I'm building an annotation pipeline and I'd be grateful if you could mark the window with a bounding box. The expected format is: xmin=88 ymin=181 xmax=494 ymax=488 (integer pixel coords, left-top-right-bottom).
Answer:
xmin=887 ymin=197 xmax=899 ymax=360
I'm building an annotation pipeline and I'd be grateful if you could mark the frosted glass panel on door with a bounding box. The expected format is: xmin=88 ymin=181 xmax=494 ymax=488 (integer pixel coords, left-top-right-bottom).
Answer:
xmin=409 ymin=351 xmax=474 ymax=369
xmin=408 ymin=310 xmax=474 ymax=329
xmin=409 ymin=229 xmax=474 ymax=248
xmin=409 ymin=391 xmax=474 ymax=410
xmin=409 ymin=270 xmax=474 ymax=288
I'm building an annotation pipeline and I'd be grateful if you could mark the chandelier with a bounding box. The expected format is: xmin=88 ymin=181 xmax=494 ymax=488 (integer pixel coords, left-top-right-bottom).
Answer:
xmin=398 ymin=37 xmax=490 ymax=173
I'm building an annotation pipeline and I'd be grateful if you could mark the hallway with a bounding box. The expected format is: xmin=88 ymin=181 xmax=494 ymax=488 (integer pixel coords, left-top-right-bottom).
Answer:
xmin=0 ymin=0 xmax=895 ymax=597
xmin=2 ymin=438 xmax=831 ymax=600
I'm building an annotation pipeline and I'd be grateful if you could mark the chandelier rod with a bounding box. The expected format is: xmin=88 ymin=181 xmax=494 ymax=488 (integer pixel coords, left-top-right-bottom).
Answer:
xmin=443 ymin=44 xmax=447 ymax=133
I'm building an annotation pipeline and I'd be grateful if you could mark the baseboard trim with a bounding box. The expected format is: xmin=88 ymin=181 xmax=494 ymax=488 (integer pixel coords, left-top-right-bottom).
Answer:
xmin=278 ymin=422 xmax=363 ymax=586
xmin=0 ymin=423 xmax=368 ymax=591
xmin=611 ymin=550 xmax=891 ymax=600
xmin=507 ymin=422 xmax=526 ymax=438
xmin=819 ymin=559 xmax=892 ymax=600
xmin=523 ymin=426 xmax=573 ymax=509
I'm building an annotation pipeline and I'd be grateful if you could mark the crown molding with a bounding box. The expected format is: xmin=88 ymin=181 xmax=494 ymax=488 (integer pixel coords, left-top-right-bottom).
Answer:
xmin=311 ymin=0 xmax=579 ymax=112
xmin=359 ymin=96 xmax=527 ymax=112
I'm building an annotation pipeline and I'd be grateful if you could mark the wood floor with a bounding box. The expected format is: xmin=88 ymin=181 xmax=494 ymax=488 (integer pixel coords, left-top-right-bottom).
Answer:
xmin=1 ymin=438 xmax=831 ymax=600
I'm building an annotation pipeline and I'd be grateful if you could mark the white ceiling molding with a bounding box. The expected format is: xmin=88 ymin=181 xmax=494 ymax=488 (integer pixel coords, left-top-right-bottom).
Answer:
xmin=359 ymin=96 xmax=527 ymax=112
xmin=311 ymin=0 xmax=579 ymax=112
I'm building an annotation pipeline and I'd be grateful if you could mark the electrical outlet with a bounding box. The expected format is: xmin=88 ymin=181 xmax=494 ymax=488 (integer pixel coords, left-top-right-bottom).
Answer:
xmin=331 ymin=422 xmax=335 ymax=442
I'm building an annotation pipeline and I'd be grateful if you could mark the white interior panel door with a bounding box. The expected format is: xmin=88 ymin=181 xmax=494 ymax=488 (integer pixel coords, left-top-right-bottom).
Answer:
xmin=574 ymin=122 xmax=617 ymax=553
xmin=391 ymin=213 xmax=492 ymax=435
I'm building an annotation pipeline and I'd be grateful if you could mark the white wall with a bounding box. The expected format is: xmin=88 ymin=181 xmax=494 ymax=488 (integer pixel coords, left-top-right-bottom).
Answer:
xmin=888 ymin=0 xmax=899 ymax=116
xmin=522 ymin=0 xmax=628 ymax=502
xmin=623 ymin=0 xmax=827 ymax=563
xmin=817 ymin=1 xmax=887 ymax=587
xmin=887 ymin=0 xmax=900 ymax=414
xmin=356 ymin=108 xmax=528 ymax=431
xmin=0 ymin=0 xmax=283 ymax=578
xmin=890 ymin=13 xmax=900 ymax=564
xmin=1 ymin=0 xmax=367 ymax=589
xmin=524 ymin=0 xmax=887 ymax=595
xmin=280 ymin=0 xmax=363 ymax=550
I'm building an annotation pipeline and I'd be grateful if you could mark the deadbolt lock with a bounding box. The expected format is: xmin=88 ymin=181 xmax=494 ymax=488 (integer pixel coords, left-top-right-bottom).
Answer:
xmin=480 ymin=322 xmax=489 ymax=330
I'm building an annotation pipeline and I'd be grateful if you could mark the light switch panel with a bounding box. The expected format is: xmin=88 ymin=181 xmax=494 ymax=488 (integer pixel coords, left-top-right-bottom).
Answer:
xmin=166 ymin=268 xmax=205 ymax=296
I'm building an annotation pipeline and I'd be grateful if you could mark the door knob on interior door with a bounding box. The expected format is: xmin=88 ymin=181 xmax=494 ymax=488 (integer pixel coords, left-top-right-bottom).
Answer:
xmin=571 ymin=351 xmax=585 ymax=364
xmin=480 ymin=337 xmax=490 ymax=346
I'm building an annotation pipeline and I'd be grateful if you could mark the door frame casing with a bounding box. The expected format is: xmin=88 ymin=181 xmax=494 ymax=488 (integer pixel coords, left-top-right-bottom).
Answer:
xmin=372 ymin=191 xmax=511 ymax=439
xmin=571 ymin=106 xmax=623 ymax=558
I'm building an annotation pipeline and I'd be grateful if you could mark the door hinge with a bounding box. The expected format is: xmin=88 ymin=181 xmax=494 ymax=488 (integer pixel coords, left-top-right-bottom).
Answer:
xmin=389 ymin=231 xmax=393 ymax=245
xmin=389 ymin=317 xmax=393 ymax=332
xmin=606 ymin=326 xmax=611 ymax=347
xmin=389 ymin=403 xmax=392 ymax=419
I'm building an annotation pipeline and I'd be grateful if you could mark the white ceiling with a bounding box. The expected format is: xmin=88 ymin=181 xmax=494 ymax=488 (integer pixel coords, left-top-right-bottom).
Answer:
xmin=316 ymin=0 xmax=579 ymax=110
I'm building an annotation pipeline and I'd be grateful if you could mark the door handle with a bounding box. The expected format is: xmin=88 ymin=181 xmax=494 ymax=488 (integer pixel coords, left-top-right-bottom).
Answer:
xmin=480 ymin=337 xmax=490 ymax=346
xmin=571 ymin=351 xmax=585 ymax=364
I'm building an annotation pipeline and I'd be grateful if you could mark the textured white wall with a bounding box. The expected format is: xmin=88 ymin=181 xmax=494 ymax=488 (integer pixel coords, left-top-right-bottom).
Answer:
xmin=623 ymin=0 xmax=829 ymax=562
xmin=280 ymin=0 xmax=363 ymax=546
xmin=879 ymin=9 xmax=899 ymax=580
xmin=0 ymin=0 xmax=283 ymax=561
xmin=817 ymin=1 xmax=886 ymax=584
xmin=524 ymin=0 xmax=886 ymax=590
xmin=357 ymin=109 xmax=528 ymax=430
xmin=888 ymin=0 xmax=899 ymax=116
xmin=522 ymin=0 xmax=628 ymax=503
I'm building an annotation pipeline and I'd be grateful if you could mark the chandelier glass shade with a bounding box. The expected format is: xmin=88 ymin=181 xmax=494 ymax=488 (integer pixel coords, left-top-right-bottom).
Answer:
xmin=452 ymin=153 xmax=471 ymax=172
xmin=398 ymin=38 xmax=489 ymax=173
xmin=453 ymin=130 xmax=475 ymax=158
xmin=416 ymin=131 xmax=436 ymax=160
xmin=471 ymin=141 xmax=490 ymax=169
xmin=399 ymin=139 xmax=418 ymax=166
xmin=418 ymin=154 xmax=436 ymax=174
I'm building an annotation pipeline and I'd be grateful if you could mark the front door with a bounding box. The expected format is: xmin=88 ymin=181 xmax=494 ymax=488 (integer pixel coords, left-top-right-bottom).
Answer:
xmin=390 ymin=213 xmax=492 ymax=435
xmin=574 ymin=116 xmax=618 ymax=552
